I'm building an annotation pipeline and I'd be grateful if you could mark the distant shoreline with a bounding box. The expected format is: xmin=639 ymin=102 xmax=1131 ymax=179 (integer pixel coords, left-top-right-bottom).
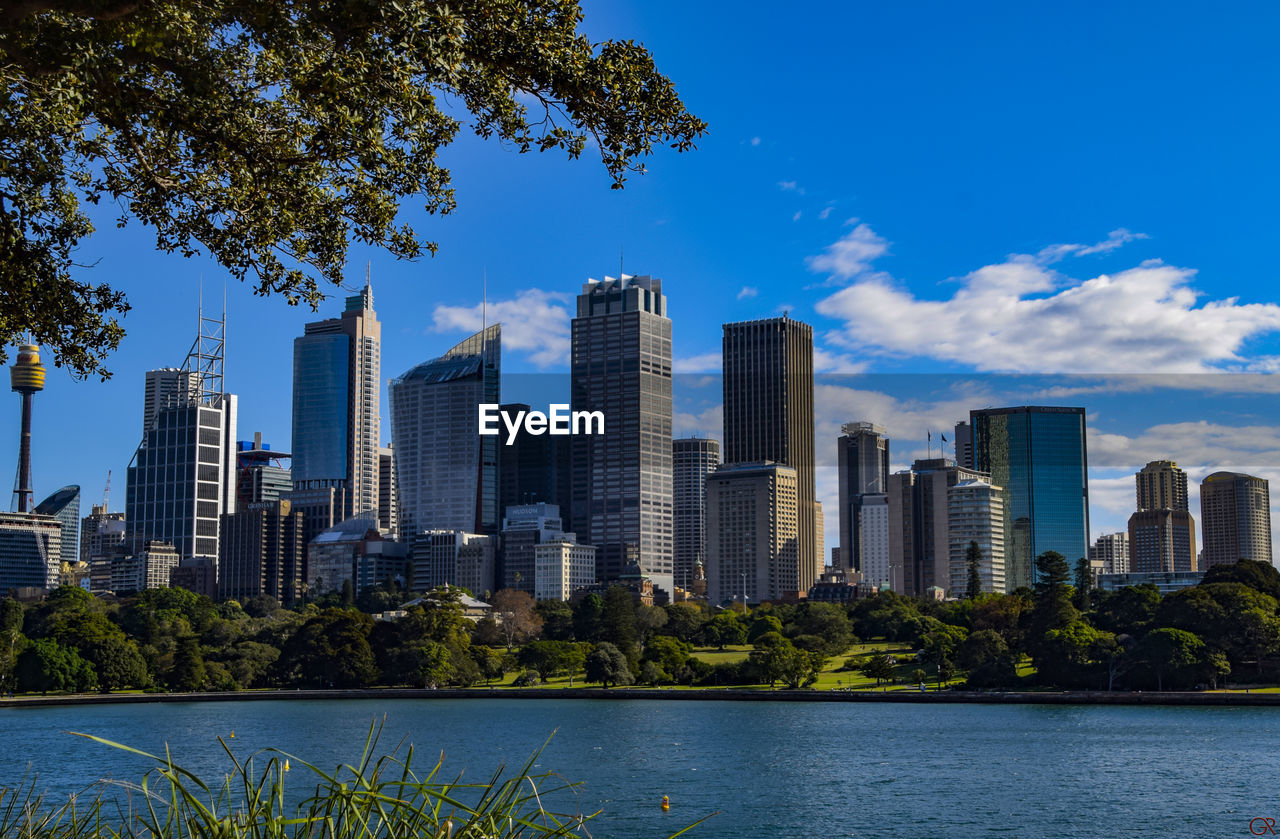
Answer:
xmin=3 ymin=687 xmax=1279 ymax=709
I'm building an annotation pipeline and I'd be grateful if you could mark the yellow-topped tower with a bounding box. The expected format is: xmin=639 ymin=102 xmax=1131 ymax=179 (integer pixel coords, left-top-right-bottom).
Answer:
xmin=11 ymin=343 xmax=45 ymax=512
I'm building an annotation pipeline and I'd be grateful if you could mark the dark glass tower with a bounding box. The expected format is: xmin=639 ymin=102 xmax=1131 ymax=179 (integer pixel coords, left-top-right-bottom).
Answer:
xmin=291 ymin=280 xmax=380 ymax=522
xmin=35 ymin=485 xmax=80 ymax=568
xmin=837 ymin=422 xmax=890 ymax=574
xmin=970 ymin=406 xmax=1089 ymax=589
xmin=570 ymin=276 xmax=673 ymax=595
xmin=722 ymin=316 xmax=817 ymax=592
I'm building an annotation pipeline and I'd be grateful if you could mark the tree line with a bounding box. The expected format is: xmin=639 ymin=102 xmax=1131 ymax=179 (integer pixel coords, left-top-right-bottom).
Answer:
xmin=3 ymin=554 xmax=1278 ymax=694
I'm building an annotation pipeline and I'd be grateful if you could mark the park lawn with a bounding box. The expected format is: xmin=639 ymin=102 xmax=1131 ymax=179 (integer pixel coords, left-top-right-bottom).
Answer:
xmin=689 ymin=645 xmax=753 ymax=665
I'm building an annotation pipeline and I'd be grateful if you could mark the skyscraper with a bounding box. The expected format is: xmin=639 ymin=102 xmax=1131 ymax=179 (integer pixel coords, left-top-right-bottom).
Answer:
xmin=887 ymin=458 xmax=987 ymax=596
xmin=837 ymin=422 xmax=890 ymax=574
xmin=377 ymin=445 xmax=398 ymax=538
xmin=218 ymin=499 xmax=305 ymax=603
xmin=948 ymin=478 xmax=1007 ymax=595
xmin=0 ymin=512 xmax=60 ymax=591
xmin=705 ymin=461 xmax=799 ymax=604
xmin=35 ymin=485 xmax=80 ymax=568
xmin=1200 ymin=471 xmax=1272 ymax=568
xmin=722 ymin=316 xmax=817 ymax=593
xmin=389 ymin=325 xmax=500 ymax=539
xmin=126 ymin=308 xmax=237 ymax=565
xmin=570 ymin=276 xmax=673 ymax=595
xmin=1128 ymin=460 xmax=1195 ymax=574
xmin=291 ymin=280 xmax=381 ymax=522
xmin=143 ymin=369 xmax=197 ymax=438
xmin=673 ymin=437 xmax=720 ymax=592
xmin=498 ymin=403 xmax=572 ymax=516
xmin=970 ymin=406 xmax=1090 ymax=589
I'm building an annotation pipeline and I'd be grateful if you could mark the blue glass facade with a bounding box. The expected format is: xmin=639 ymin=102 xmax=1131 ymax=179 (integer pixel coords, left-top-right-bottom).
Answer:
xmin=291 ymin=333 xmax=350 ymax=483
xmin=972 ymin=406 xmax=1089 ymax=589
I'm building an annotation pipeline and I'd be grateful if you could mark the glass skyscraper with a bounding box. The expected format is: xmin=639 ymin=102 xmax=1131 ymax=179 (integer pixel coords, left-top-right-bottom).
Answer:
xmin=570 ymin=276 xmax=673 ymax=596
xmin=970 ymin=406 xmax=1090 ymax=589
xmin=389 ymin=325 xmax=500 ymax=540
xmin=35 ymin=485 xmax=80 ymax=568
xmin=291 ymin=281 xmax=380 ymax=522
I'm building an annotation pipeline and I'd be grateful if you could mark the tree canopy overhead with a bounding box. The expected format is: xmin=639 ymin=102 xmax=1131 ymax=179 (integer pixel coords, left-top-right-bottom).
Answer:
xmin=1 ymin=0 xmax=707 ymax=377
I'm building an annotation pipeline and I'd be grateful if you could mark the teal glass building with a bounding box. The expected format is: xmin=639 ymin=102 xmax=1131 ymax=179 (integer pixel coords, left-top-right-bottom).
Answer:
xmin=970 ymin=406 xmax=1090 ymax=590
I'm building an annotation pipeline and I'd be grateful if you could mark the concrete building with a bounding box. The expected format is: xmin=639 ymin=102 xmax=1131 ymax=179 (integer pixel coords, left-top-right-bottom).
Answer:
xmin=673 ymin=438 xmax=719 ymax=593
xmin=570 ymin=275 xmax=673 ymax=594
xmin=1089 ymin=532 xmax=1130 ymax=575
xmin=1201 ymin=471 xmax=1272 ymax=568
xmin=109 ymin=540 xmax=179 ymax=592
xmin=81 ymin=504 xmax=127 ymax=590
xmin=858 ymin=494 xmax=891 ymax=589
xmin=411 ymin=530 xmax=495 ymax=596
xmin=308 ymin=515 xmax=407 ymax=595
xmin=390 ymin=325 xmax=501 ymax=539
xmin=705 ymin=462 xmax=799 ymax=605
xmin=534 ymin=539 xmax=598 ymax=601
xmin=0 ymin=512 xmax=61 ymax=592
xmin=722 ymin=316 xmax=816 ymax=594
xmin=377 ymin=445 xmax=397 ymax=538
xmin=35 ymin=485 xmax=79 ymax=568
xmin=499 ymin=503 xmax=583 ymax=596
xmin=837 ymin=422 xmax=890 ymax=574
xmin=218 ymin=499 xmax=306 ymax=603
xmin=234 ymin=434 xmax=292 ymax=506
xmin=1128 ymin=460 xmax=1196 ymax=574
xmin=953 ymin=421 xmax=973 ymax=470
xmin=948 ymin=478 xmax=1007 ymax=596
xmin=888 ymin=458 xmax=987 ymax=596
xmin=142 ymin=368 xmax=198 ymax=438
xmin=291 ymin=280 xmax=381 ymax=523
xmin=970 ymin=406 xmax=1089 ymax=589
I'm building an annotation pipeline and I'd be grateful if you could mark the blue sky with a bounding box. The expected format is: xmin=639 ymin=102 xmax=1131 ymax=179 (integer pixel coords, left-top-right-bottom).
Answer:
xmin=9 ymin=1 xmax=1280 ymax=557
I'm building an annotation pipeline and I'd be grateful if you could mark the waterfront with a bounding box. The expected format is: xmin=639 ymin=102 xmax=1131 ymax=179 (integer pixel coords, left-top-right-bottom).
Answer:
xmin=4 ymin=698 xmax=1278 ymax=837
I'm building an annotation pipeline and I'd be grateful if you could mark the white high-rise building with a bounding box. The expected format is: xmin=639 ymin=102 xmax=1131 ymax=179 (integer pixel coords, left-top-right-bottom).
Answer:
xmin=859 ymin=494 xmax=891 ymax=589
xmin=534 ymin=539 xmax=597 ymax=601
xmin=1089 ymin=532 xmax=1130 ymax=575
xmin=948 ymin=479 xmax=1007 ymax=596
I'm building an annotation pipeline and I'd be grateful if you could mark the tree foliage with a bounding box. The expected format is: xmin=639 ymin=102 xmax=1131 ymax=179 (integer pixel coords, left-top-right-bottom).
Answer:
xmin=0 ymin=0 xmax=705 ymax=377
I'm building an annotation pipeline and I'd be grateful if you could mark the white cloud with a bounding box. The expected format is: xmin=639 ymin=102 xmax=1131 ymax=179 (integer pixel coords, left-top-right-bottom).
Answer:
xmin=792 ymin=211 xmax=803 ymax=222
xmin=813 ymin=348 xmax=868 ymax=374
xmin=778 ymin=180 xmax=800 ymax=191
xmin=674 ymin=352 xmax=722 ymax=374
xmin=431 ymin=288 xmax=571 ymax=368
xmin=819 ymin=206 xmax=834 ymax=220
xmin=673 ymin=403 xmax=722 ymax=440
xmin=804 ymin=220 xmax=890 ymax=282
xmin=750 ymin=136 xmax=761 ymax=146
xmin=737 ymin=286 xmax=759 ymax=300
xmin=811 ymin=227 xmax=1280 ymax=373
xmin=1036 ymin=228 xmax=1150 ymax=264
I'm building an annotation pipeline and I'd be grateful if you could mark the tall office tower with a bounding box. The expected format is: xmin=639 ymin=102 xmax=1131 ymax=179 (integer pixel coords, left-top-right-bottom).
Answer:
xmin=234 ymin=434 xmax=292 ymax=506
xmin=570 ymin=276 xmax=673 ymax=594
xmin=673 ymin=437 xmax=720 ymax=592
xmin=35 ymin=485 xmax=80 ymax=568
xmin=948 ymin=478 xmax=1007 ymax=595
xmin=858 ymin=494 xmax=890 ymax=588
xmin=291 ymin=279 xmax=381 ymax=522
xmin=82 ymin=504 xmax=127 ymax=590
xmin=1201 ymin=472 xmax=1272 ymax=568
xmin=887 ymin=458 xmax=987 ymax=596
xmin=954 ymin=421 xmax=973 ymax=470
xmin=1089 ymin=532 xmax=1130 ymax=574
xmin=1136 ymin=460 xmax=1189 ymax=511
xmin=814 ymin=500 xmax=825 ymax=578
xmin=126 ymin=307 xmax=237 ymax=565
xmin=837 ymin=422 xmax=890 ymax=573
xmin=389 ymin=325 xmax=500 ymax=539
xmin=0 ymin=512 xmax=61 ymax=591
xmin=705 ymin=462 xmax=799 ymax=604
xmin=1128 ymin=460 xmax=1195 ymax=573
xmin=970 ymin=406 xmax=1090 ymax=589
xmin=722 ymin=316 xmax=816 ymax=593
xmin=377 ymin=445 xmax=398 ymax=538
xmin=218 ymin=499 xmax=305 ymax=603
xmin=411 ymin=530 xmax=495 ymax=594
xmin=142 ymin=368 xmax=198 ymax=437
xmin=498 ymin=403 xmax=573 ymax=515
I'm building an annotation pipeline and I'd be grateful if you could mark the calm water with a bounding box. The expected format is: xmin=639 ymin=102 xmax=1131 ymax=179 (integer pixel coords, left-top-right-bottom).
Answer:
xmin=2 ymin=697 xmax=1278 ymax=838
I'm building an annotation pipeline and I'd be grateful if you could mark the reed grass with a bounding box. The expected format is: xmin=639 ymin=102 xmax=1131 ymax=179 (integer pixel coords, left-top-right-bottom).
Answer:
xmin=0 ymin=722 xmax=709 ymax=838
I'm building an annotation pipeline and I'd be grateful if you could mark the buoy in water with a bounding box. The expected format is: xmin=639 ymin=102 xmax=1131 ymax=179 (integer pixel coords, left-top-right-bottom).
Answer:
xmin=660 ymin=795 xmax=670 ymax=811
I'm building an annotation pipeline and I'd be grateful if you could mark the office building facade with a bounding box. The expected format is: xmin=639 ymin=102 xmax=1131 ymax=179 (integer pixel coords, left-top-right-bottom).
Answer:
xmin=970 ymin=406 xmax=1089 ymax=589
xmin=570 ymin=276 xmax=673 ymax=594
xmin=534 ymin=540 xmax=598 ymax=601
xmin=1128 ymin=460 xmax=1195 ymax=574
xmin=948 ymin=478 xmax=1007 ymax=595
xmin=837 ymin=422 xmax=890 ymax=574
xmin=1200 ymin=472 xmax=1272 ymax=568
xmin=390 ymin=325 xmax=501 ymax=540
xmin=411 ymin=530 xmax=495 ymax=595
xmin=291 ymin=282 xmax=381 ymax=522
xmin=673 ymin=437 xmax=720 ymax=592
xmin=218 ymin=499 xmax=305 ymax=603
xmin=1089 ymin=532 xmax=1130 ymax=575
xmin=0 ymin=512 xmax=61 ymax=591
xmin=705 ymin=462 xmax=799 ymax=605
xmin=722 ymin=316 xmax=817 ymax=592
xmin=35 ymin=485 xmax=80 ymax=568
xmin=499 ymin=404 xmax=573 ymax=516
xmin=888 ymin=458 xmax=987 ymax=596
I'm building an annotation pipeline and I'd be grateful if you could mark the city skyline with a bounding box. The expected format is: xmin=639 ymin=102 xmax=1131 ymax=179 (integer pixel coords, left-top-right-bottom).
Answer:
xmin=7 ymin=2 xmax=1280 ymax=567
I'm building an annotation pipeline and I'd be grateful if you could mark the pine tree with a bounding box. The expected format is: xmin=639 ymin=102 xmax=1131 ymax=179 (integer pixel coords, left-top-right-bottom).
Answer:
xmin=966 ymin=541 xmax=984 ymax=599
